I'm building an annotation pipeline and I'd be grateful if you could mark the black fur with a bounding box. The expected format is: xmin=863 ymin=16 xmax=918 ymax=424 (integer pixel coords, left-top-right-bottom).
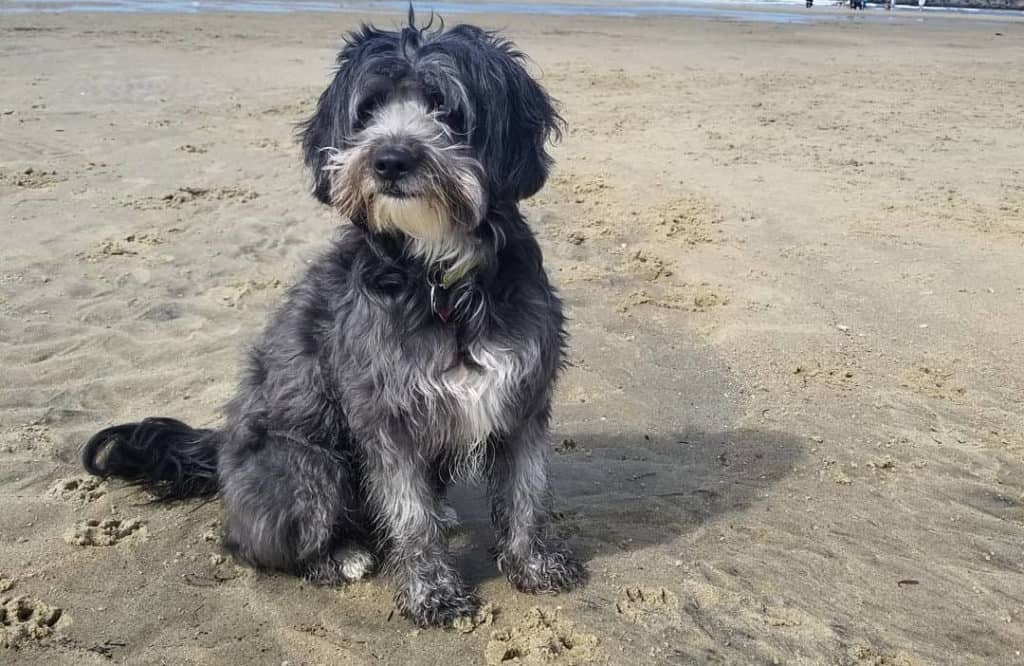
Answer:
xmin=82 ymin=418 xmax=218 ymax=500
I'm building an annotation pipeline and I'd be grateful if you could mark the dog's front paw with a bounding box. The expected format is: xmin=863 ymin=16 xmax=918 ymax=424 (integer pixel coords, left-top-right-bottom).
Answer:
xmin=500 ymin=549 xmax=588 ymax=594
xmin=396 ymin=583 xmax=480 ymax=627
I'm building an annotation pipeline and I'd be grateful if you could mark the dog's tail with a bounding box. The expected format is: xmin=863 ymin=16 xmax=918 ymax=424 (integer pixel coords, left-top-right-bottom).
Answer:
xmin=82 ymin=417 xmax=220 ymax=500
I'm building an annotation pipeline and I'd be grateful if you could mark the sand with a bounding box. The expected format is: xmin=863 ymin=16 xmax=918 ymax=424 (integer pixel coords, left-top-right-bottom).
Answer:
xmin=2 ymin=7 xmax=1023 ymax=665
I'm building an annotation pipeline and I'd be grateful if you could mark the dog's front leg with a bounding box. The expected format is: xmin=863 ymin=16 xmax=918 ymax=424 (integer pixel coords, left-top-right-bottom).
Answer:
xmin=490 ymin=418 xmax=587 ymax=593
xmin=363 ymin=439 xmax=478 ymax=626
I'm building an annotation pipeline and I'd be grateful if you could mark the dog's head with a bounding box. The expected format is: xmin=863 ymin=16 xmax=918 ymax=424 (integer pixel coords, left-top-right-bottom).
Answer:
xmin=300 ymin=12 xmax=561 ymax=262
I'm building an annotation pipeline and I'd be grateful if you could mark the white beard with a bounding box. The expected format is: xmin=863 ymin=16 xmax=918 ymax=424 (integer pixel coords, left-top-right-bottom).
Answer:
xmin=371 ymin=194 xmax=480 ymax=273
xmin=370 ymin=195 xmax=448 ymax=241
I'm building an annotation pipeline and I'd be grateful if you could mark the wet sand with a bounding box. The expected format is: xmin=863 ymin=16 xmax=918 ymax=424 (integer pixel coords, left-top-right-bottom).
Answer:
xmin=1 ymin=8 xmax=1023 ymax=665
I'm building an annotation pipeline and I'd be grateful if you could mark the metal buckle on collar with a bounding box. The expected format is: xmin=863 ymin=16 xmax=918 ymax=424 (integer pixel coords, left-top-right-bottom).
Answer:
xmin=427 ymin=270 xmax=453 ymax=323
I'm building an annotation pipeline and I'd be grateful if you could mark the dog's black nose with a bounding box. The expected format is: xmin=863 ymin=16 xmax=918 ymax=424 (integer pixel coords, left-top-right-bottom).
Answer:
xmin=372 ymin=147 xmax=416 ymax=182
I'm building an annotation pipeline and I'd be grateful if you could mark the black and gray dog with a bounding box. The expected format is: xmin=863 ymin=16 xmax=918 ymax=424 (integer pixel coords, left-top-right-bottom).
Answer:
xmin=82 ymin=11 xmax=586 ymax=627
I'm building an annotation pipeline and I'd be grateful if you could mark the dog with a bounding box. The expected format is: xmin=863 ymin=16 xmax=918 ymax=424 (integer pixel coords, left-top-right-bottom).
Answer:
xmin=81 ymin=10 xmax=586 ymax=627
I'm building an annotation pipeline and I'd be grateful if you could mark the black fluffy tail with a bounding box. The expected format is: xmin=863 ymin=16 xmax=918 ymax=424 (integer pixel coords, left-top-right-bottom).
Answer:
xmin=82 ymin=417 xmax=220 ymax=500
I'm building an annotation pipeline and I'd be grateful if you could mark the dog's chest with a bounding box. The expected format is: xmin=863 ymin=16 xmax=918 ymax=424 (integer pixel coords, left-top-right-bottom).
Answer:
xmin=415 ymin=341 xmax=528 ymax=446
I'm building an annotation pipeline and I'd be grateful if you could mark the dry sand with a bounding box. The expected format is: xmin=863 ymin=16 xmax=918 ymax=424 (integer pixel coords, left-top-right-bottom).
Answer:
xmin=2 ymin=8 xmax=1023 ymax=665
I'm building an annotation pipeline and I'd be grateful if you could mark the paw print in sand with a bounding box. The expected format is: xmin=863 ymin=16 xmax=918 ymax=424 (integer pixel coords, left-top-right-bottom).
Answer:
xmin=65 ymin=518 xmax=144 ymax=546
xmin=49 ymin=476 xmax=106 ymax=503
xmin=0 ymin=596 xmax=66 ymax=648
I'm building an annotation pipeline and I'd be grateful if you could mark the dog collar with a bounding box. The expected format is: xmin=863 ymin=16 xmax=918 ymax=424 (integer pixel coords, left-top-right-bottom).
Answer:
xmin=440 ymin=262 xmax=473 ymax=289
xmin=428 ymin=261 xmax=476 ymax=323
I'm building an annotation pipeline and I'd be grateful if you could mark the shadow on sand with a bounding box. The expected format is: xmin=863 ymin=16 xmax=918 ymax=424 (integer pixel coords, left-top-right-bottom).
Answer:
xmin=450 ymin=427 xmax=804 ymax=587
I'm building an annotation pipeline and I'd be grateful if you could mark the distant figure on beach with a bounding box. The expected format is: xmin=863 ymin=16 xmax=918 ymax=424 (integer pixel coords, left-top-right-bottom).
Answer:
xmin=887 ymin=0 xmax=894 ymax=10
xmin=806 ymin=0 xmax=813 ymax=7
xmin=918 ymin=0 xmax=925 ymax=9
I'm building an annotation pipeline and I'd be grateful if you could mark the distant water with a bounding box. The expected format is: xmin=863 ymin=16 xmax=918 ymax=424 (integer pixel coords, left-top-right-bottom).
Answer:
xmin=2 ymin=0 xmax=1021 ymax=22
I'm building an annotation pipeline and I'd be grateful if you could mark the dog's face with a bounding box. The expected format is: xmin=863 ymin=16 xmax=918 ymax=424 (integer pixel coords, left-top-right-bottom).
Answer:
xmin=301 ymin=19 xmax=561 ymax=253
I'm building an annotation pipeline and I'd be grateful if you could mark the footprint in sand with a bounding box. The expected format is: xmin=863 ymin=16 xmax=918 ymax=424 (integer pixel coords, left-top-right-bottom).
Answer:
xmin=49 ymin=476 xmax=106 ymax=504
xmin=615 ymin=586 xmax=681 ymax=627
xmin=64 ymin=518 xmax=145 ymax=546
xmin=0 ymin=595 xmax=66 ymax=648
xmin=485 ymin=607 xmax=602 ymax=666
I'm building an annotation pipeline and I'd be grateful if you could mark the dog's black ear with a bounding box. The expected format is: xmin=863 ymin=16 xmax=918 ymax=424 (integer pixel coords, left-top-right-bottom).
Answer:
xmin=299 ymin=31 xmax=368 ymax=204
xmin=498 ymin=50 xmax=563 ymax=200
xmin=300 ymin=82 xmax=343 ymax=205
xmin=454 ymin=27 xmax=563 ymax=202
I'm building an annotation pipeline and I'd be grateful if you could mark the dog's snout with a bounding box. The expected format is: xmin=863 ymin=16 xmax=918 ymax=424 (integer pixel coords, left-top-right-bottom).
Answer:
xmin=372 ymin=146 xmax=417 ymax=182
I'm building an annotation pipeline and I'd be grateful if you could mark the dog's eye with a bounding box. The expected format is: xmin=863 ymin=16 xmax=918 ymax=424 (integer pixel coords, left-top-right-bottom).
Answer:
xmin=423 ymin=88 xmax=466 ymax=133
xmin=428 ymin=96 xmax=453 ymax=117
xmin=355 ymin=93 xmax=384 ymax=126
xmin=424 ymin=89 xmax=445 ymax=110
xmin=442 ymin=107 xmax=466 ymax=133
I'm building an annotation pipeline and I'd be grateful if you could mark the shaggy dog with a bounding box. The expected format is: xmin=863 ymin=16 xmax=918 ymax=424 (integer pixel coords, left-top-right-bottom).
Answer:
xmin=82 ymin=11 xmax=586 ymax=627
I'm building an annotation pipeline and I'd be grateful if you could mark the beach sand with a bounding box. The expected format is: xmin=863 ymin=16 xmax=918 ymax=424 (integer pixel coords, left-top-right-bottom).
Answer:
xmin=2 ymin=8 xmax=1023 ymax=665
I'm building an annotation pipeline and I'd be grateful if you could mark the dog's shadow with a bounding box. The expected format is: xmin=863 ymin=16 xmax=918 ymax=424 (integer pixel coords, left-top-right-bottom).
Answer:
xmin=449 ymin=427 xmax=803 ymax=587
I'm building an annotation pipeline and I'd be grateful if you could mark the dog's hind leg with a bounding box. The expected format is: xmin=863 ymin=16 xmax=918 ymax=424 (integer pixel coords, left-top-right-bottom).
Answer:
xmin=217 ymin=428 xmax=371 ymax=584
xmin=489 ymin=416 xmax=588 ymax=594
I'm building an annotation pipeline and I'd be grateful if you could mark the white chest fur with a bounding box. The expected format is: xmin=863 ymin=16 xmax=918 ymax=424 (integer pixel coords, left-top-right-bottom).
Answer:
xmin=441 ymin=344 xmax=522 ymax=446
xmin=408 ymin=339 xmax=537 ymax=453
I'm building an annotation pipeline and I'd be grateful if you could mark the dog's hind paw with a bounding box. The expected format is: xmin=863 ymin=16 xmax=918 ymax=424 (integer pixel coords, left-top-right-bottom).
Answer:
xmin=336 ymin=545 xmax=375 ymax=581
xmin=303 ymin=544 xmax=376 ymax=586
